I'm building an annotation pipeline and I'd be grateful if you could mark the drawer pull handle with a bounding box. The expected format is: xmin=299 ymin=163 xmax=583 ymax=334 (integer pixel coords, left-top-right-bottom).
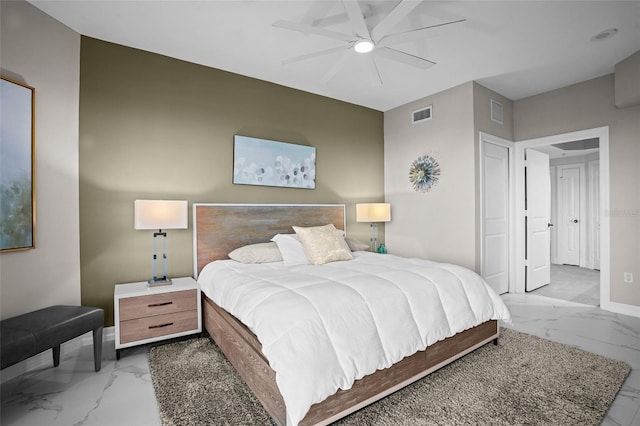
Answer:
xmin=149 ymin=322 xmax=174 ymax=329
xmin=148 ymin=301 xmax=173 ymax=307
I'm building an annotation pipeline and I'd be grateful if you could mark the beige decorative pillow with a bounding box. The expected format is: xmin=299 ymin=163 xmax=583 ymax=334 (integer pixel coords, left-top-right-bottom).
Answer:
xmin=293 ymin=224 xmax=353 ymax=265
xmin=345 ymin=237 xmax=370 ymax=251
xmin=228 ymin=242 xmax=283 ymax=264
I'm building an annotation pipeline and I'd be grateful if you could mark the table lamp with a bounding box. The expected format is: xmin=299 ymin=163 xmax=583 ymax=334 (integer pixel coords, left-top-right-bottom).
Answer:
xmin=356 ymin=203 xmax=391 ymax=252
xmin=134 ymin=199 xmax=188 ymax=286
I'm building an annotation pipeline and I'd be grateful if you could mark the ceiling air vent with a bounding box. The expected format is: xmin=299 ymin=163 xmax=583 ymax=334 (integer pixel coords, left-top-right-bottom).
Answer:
xmin=490 ymin=99 xmax=503 ymax=124
xmin=412 ymin=105 xmax=432 ymax=124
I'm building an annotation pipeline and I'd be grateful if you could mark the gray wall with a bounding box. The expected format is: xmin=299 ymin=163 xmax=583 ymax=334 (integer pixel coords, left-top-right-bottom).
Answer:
xmin=79 ymin=37 xmax=384 ymax=325
xmin=0 ymin=0 xmax=81 ymax=319
xmin=472 ymin=83 xmax=514 ymax=271
xmin=386 ymin=73 xmax=640 ymax=312
xmin=383 ymin=82 xmax=513 ymax=272
xmin=514 ymin=74 xmax=640 ymax=308
xmin=384 ymin=82 xmax=477 ymax=269
xmin=615 ymin=50 xmax=640 ymax=108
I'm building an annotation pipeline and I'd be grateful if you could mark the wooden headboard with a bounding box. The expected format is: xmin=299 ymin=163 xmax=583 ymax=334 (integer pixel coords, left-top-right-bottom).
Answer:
xmin=193 ymin=203 xmax=346 ymax=277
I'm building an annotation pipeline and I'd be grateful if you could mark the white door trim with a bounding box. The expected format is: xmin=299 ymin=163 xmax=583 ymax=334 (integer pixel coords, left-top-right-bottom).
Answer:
xmin=479 ymin=132 xmax=516 ymax=293
xmin=587 ymin=160 xmax=600 ymax=270
xmin=514 ymin=127 xmax=610 ymax=312
xmin=549 ymin=166 xmax=558 ymax=264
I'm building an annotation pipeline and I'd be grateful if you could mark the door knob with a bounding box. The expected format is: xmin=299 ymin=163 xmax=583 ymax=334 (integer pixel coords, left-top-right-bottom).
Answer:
xmin=548 ymin=223 xmax=554 ymax=227
xmin=572 ymin=219 xmax=579 ymax=223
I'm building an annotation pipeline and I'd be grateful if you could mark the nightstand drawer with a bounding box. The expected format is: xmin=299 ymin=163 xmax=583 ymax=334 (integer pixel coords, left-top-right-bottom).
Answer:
xmin=119 ymin=310 xmax=198 ymax=344
xmin=114 ymin=277 xmax=201 ymax=357
xmin=119 ymin=289 xmax=197 ymax=321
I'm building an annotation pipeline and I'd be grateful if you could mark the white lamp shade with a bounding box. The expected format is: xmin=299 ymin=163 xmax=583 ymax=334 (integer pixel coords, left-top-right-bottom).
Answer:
xmin=356 ymin=203 xmax=391 ymax=222
xmin=134 ymin=200 xmax=188 ymax=230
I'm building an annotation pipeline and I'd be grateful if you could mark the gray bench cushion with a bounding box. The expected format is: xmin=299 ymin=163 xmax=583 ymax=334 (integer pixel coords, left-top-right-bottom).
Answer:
xmin=0 ymin=327 xmax=36 ymax=368
xmin=1 ymin=305 xmax=104 ymax=371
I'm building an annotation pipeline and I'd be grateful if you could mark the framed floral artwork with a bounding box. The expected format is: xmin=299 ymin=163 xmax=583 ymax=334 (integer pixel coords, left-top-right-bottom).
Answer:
xmin=233 ymin=135 xmax=316 ymax=189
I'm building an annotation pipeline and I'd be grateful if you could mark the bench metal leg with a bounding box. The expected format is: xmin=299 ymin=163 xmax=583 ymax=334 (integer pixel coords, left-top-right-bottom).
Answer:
xmin=53 ymin=345 xmax=61 ymax=367
xmin=93 ymin=326 xmax=103 ymax=372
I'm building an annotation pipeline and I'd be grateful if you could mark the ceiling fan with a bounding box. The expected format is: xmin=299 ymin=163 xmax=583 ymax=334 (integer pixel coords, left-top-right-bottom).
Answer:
xmin=273 ymin=0 xmax=466 ymax=85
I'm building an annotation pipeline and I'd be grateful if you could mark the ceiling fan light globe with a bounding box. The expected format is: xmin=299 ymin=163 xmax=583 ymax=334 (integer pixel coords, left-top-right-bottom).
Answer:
xmin=354 ymin=39 xmax=375 ymax=53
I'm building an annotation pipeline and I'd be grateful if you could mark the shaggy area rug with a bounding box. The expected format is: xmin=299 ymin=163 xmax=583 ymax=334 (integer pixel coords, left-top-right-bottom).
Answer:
xmin=148 ymin=328 xmax=630 ymax=425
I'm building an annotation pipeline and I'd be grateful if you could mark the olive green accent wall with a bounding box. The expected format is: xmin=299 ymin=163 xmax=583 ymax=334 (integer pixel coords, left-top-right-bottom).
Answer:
xmin=79 ymin=37 xmax=383 ymax=325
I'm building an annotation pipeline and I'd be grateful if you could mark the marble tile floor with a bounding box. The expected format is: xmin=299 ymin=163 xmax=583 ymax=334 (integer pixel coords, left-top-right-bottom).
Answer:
xmin=530 ymin=263 xmax=600 ymax=306
xmin=501 ymin=293 xmax=640 ymax=426
xmin=1 ymin=293 xmax=639 ymax=426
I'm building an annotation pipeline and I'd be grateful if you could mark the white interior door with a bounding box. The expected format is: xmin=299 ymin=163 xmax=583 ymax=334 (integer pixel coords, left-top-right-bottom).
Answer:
xmin=526 ymin=149 xmax=551 ymax=291
xmin=482 ymin=142 xmax=509 ymax=294
xmin=558 ymin=165 xmax=581 ymax=266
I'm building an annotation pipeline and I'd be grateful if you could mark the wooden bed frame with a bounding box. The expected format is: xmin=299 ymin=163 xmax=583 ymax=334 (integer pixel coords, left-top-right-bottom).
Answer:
xmin=193 ymin=203 xmax=499 ymax=426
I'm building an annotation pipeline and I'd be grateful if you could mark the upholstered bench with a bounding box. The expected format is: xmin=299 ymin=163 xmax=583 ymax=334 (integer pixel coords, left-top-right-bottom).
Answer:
xmin=1 ymin=305 xmax=104 ymax=372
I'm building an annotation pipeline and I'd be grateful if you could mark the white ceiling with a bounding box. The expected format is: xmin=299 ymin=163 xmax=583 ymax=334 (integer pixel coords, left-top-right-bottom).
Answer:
xmin=29 ymin=0 xmax=640 ymax=112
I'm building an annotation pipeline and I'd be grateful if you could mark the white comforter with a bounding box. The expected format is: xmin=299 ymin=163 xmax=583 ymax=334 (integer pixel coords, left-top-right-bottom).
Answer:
xmin=198 ymin=252 xmax=511 ymax=425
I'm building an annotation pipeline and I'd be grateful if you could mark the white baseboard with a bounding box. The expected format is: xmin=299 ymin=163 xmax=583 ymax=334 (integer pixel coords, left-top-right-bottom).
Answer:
xmin=1 ymin=326 xmax=115 ymax=385
xmin=606 ymin=301 xmax=640 ymax=318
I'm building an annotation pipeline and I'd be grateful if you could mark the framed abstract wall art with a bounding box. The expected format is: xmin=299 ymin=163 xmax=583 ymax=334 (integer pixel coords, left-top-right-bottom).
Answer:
xmin=1 ymin=76 xmax=36 ymax=252
xmin=233 ymin=135 xmax=316 ymax=189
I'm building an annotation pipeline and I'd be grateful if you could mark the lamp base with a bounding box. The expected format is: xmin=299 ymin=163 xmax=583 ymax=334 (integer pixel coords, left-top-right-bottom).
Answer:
xmin=369 ymin=222 xmax=379 ymax=252
xmin=147 ymin=277 xmax=172 ymax=287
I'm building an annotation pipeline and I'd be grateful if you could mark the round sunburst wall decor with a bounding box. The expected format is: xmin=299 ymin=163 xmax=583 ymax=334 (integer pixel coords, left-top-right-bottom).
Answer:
xmin=409 ymin=155 xmax=440 ymax=192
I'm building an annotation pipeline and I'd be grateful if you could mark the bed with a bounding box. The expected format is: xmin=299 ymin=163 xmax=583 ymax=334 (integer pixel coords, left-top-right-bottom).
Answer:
xmin=193 ymin=203 xmax=511 ymax=426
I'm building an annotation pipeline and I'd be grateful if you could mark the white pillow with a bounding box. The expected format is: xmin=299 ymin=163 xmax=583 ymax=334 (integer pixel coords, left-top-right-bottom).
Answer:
xmin=293 ymin=224 xmax=353 ymax=265
xmin=228 ymin=242 xmax=283 ymax=264
xmin=271 ymin=234 xmax=310 ymax=265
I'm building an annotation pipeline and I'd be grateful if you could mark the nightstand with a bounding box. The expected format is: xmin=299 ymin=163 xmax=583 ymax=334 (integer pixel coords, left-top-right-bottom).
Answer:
xmin=114 ymin=276 xmax=201 ymax=359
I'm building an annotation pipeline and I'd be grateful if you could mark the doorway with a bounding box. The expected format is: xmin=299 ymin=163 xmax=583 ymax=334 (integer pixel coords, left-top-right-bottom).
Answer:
xmin=527 ymin=150 xmax=600 ymax=305
xmin=513 ymin=127 xmax=610 ymax=310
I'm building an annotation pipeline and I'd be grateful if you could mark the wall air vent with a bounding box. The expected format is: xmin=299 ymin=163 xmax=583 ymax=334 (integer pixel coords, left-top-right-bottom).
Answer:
xmin=490 ymin=99 xmax=503 ymax=124
xmin=412 ymin=105 xmax=432 ymax=124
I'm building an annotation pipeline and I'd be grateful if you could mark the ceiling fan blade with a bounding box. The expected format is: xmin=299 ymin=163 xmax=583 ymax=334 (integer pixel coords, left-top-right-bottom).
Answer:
xmin=273 ymin=20 xmax=355 ymax=43
xmin=342 ymin=0 xmax=371 ymax=39
xmin=300 ymin=1 xmax=336 ymax=26
xmin=364 ymin=55 xmax=383 ymax=86
xmin=378 ymin=19 xmax=466 ymax=47
xmin=371 ymin=0 xmax=423 ymax=42
xmin=312 ymin=13 xmax=349 ymax=28
xmin=313 ymin=3 xmax=371 ymax=28
xmin=374 ymin=47 xmax=435 ymax=70
xmin=283 ymin=45 xmax=352 ymax=65
xmin=320 ymin=50 xmax=352 ymax=84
